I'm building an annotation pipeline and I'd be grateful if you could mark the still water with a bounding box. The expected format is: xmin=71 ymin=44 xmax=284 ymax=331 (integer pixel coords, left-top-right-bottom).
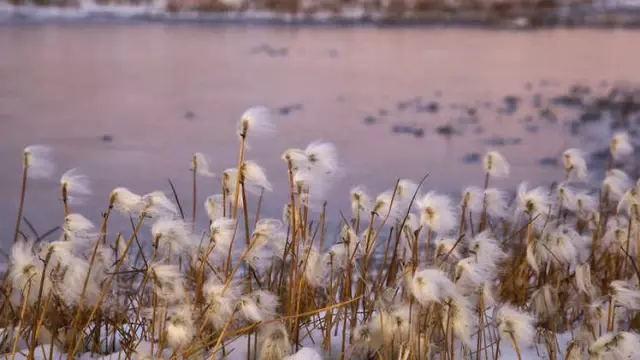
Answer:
xmin=1 ymin=24 xmax=639 ymax=241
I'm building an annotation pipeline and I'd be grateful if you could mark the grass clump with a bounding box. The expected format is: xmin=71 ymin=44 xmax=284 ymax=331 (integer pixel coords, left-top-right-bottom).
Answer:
xmin=2 ymin=106 xmax=640 ymax=360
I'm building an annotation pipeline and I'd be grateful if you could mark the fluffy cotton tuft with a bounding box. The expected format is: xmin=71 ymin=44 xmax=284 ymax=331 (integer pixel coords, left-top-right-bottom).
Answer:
xmin=165 ymin=305 xmax=195 ymax=350
xmin=259 ymin=322 xmax=291 ymax=360
xmin=562 ymin=148 xmax=588 ymax=181
xmin=204 ymin=194 xmax=225 ymax=221
xmin=417 ymin=191 xmax=456 ymax=234
xmin=60 ymin=168 xmax=92 ymax=203
xmin=24 ymin=145 xmax=55 ymax=179
xmin=603 ymin=169 xmax=633 ymax=202
xmin=142 ymin=191 xmax=179 ymax=218
xmin=241 ymin=160 xmax=272 ymax=195
xmin=483 ymin=150 xmax=510 ymax=178
xmin=192 ymin=152 xmax=215 ymax=177
xmin=238 ymin=106 xmax=275 ymax=139
xmin=410 ymin=268 xmax=456 ymax=305
xmin=516 ymin=182 xmax=551 ymax=221
xmin=495 ymin=304 xmax=535 ymax=347
xmin=110 ymin=187 xmax=144 ymax=214
xmin=350 ymin=186 xmax=372 ymax=218
xmin=610 ymin=132 xmax=634 ymax=160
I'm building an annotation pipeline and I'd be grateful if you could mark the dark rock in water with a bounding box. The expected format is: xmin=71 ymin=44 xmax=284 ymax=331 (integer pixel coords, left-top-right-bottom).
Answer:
xmin=279 ymin=106 xmax=292 ymax=115
xmin=539 ymin=157 xmax=558 ymax=166
xmin=291 ymin=103 xmax=303 ymax=111
xmin=485 ymin=136 xmax=506 ymax=146
xmin=591 ymin=148 xmax=609 ymax=161
xmin=580 ymin=108 xmax=602 ymax=123
xmin=436 ymin=124 xmax=455 ymax=136
xmin=540 ymin=108 xmax=557 ymax=123
xmin=364 ymin=116 xmax=377 ymax=125
xmin=524 ymin=125 xmax=539 ymax=133
xmin=379 ymin=109 xmax=389 ymax=116
xmin=392 ymin=124 xmax=413 ymax=134
xmin=533 ymin=94 xmax=542 ymax=108
xmin=463 ymin=153 xmax=481 ymax=164
xmin=525 ymin=82 xmax=533 ymax=91
xmin=552 ymin=95 xmax=582 ymax=107
xmin=184 ymin=111 xmax=195 ymax=120
xmin=467 ymin=107 xmax=477 ymax=117
xmin=594 ymin=98 xmax=615 ymax=110
xmin=504 ymin=95 xmax=520 ymax=113
xmin=484 ymin=102 xmax=492 ymax=109
xmin=522 ymin=115 xmax=533 ymax=123
xmin=474 ymin=126 xmax=484 ymax=134
xmin=413 ymin=128 xmax=425 ymax=138
xmin=397 ymin=97 xmax=421 ymax=111
xmin=509 ymin=138 xmax=522 ymax=145
xmin=569 ymin=121 xmax=580 ymax=135
xmin=100 ymin=134 xmax=113 ymax=142
xmin=417 ymin=102 xmax=440 ymax=113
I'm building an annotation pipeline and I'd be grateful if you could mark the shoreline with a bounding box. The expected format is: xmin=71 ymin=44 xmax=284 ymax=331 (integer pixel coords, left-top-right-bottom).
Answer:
xmin=5 ymin=3 xmax=640 ymax=28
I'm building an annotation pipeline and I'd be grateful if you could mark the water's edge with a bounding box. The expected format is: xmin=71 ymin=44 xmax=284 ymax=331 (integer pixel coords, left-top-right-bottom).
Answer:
xmin=5 ymin=4 xmax=640 ymax=28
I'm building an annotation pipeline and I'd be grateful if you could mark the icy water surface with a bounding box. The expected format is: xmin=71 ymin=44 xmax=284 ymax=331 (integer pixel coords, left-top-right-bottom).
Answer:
xmin=1 ymin=25 xmax=639 ymax=241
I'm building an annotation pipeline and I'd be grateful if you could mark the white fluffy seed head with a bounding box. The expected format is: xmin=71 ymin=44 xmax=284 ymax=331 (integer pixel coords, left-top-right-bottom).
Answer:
xmin=516 ymin=182 xmax=551 ymax=220
xmin=165 ymin=305 xmax=195 ymax=350
xmin=192 ymin=152 xmax=215 ymax=177
xmin=410 ymin=268 xmax=455 ymax=305
xmin=589 ymin=332 xmax=640 ymax=359
xmin=394 ymin=179 xmax=419 ymax=206
xmin=241 ymin=160 xmax=272 ymax=194
xmin=372 ymin=191 xmax=400 ymax=220
xmin=203 ymin=277 xmax=239 ymax=330
xmin=147 ymin=263 xmax=185 ymax=302
xmin=151 ymin=218 xmax=194 ymax=254
xmin=302 ymin=246 xmax=326 ymax=288
xmin=351 ymin=186 xmax=372 ymax=218
xmin=110 ymin=187 xmax=144 ymax=214
xmin=259 ymin=322 xmax=291 ymax=360
xmin=562 ymin=148 xmax=588 ymax=181
xmin=610 ymin=280 xmax=640 ymax=310
xmin=610 ymin=132 xmax=634 ymax=160
xmin=238 ymin=106 xmax=275 ymax=139
xmin=60 ymin=168 xmax=92 ymax=202
xmin=63 ymin=213 xmax=95 ymax=239
xmin=603 ymin=169 xmax=633 ymax=202
xmin=468 ymin=231 xmax=505 ymax=271
xmin=529 ymin=284 xmax=558 ymax=319
xmin=209 ymin=217 xmax=236 ymax=255
xmin=205 ymin=194 xmax=224 ymax=221
xmin=575 ymin=262 xmax=595 ymax=297
xmin=495 ymin=304 xmax=535 ymax=347
xmin=483 ymin=150 xmax=510 ymax=178
xmin=23 ymin=145 xmax=55 ymax=179
xmin=441 ymin=294 xmax=475 ymax=346
xmin=142 ymin=191 xmax=179 ymax=218
xmin=417 ymin=191 xmax=456 ymax=234
xmin=303 ymin=141 xmax=340 ymax=177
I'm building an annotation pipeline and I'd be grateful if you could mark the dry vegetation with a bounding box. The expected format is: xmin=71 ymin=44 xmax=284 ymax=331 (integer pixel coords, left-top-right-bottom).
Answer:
xmin=2 ymin=106 xmax=640 ymax=359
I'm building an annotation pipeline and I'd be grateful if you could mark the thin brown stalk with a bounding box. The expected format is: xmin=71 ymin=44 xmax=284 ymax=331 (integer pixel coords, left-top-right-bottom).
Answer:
xmin=231 ymin=134 xmax=247 ymax=219
xmin=12 ymin=162 xmax=28 ymax=244
xmin=10 ymin=281 xmax=31 ymax=360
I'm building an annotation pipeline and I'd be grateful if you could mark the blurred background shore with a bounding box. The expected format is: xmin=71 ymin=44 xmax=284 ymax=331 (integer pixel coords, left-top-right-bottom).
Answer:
xmin=3 ymin=0 xmax=640 ymax=28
